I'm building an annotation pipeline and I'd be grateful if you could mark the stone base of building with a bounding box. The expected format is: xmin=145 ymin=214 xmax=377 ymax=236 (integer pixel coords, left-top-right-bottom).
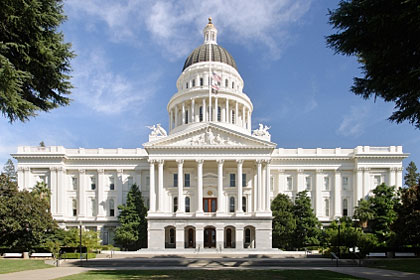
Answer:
xmin=147 ymin=216 xmax=272 ymax=251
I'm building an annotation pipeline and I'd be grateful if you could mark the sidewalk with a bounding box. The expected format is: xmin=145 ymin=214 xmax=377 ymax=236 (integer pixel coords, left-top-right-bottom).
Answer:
xmin=0 ymin=267 xmax=90 ymax=280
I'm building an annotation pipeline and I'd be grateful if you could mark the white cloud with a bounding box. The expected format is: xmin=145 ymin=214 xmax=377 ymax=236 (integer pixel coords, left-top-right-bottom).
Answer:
xmin=71 ymin=48 xmax=159 ymax=115
xmin=65 ymin=0 xmax=312 ymax=60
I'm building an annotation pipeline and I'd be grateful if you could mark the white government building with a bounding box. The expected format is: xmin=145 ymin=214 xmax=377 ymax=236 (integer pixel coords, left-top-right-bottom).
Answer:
xmin=12 ymin=19 xmax=407 ymax=251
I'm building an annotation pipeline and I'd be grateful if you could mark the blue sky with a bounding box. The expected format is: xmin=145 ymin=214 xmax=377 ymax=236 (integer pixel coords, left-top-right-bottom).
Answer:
xmin=1 ymin=0 xmax=419 ymax=173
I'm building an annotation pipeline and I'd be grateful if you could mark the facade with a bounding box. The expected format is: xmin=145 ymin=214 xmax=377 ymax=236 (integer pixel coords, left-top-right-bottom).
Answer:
xmin=12 ymin=19 xmax=407 ymax=251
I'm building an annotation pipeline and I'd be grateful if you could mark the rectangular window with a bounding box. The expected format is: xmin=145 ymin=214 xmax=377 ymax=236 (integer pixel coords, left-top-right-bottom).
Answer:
xmin=342 ymin=176 xmax=349 ymax=190
xmin=185 ymin=110 xmax=189 ymax=124
xmin=192 ymin=79 xmax=195 ymax=87
xmin=287 ymin=176 xmax=293 ymax=191
xmin=217 ymin=107 xmax=221 ymax=121
xmin=90 ymin=177 xmax=96 ymax=190
xmin=72 ymin=177 xmax=78 ymax=191
xmin=200 ymin=78 xmax=203 ymax=86
xmin=109 ymin=177 xmax=115 ymax=190
xmin=173 ymin=174 xmax=178 ymax=187
xmin=184 ymin=173 xmax=190 ymax=187
xmin=230 ymin=173 xmax=236 ymax=187
xmin=242 ymin=174 xmax=247 ymax=187
xmin=324 ymin=177 xmax=330 ymax=191
xmin=203 ymin=198 xmax=217 ymax=212
xmin=305 ymin=176 xmax=311 ymax=191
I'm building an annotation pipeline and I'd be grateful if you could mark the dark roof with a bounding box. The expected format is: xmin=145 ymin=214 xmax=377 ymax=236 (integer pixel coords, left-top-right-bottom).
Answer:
xmin=182 ymin=44 xmax=237 ymax=71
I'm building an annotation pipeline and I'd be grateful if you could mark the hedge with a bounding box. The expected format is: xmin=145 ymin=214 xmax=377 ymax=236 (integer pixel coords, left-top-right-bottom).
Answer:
xmin=60 ymin=253 xmax=96 ymax=259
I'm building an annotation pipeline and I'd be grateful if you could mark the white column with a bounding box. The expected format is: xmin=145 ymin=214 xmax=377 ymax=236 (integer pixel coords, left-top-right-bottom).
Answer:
xmin=389 ymin=167 xmax=396 ymax=186
xmin=253 ymin=170 xmax=257 ymax=212
xmin=177 ymin=160 xmax=185 ymax=213
xmin=217 ymin=160 xmax=224 ymax=214
xmin=236 ymin=228 xmax=244 ymax=249
xmin=174 ymin=105 xmax=178 ymax=127
xmin=214 ymin=97 xmax=218 ymax=122
xmin=247 ymin=109 xmax=251 ymax=131
xmin=149 ymin=160 xmax=156 ymax=213
xmin=97 ymin=169 xmax=105 ymax=217
xmin=315 ymin=169 xmax=323 ymax=217
xmin=117 ymin=170 xmax=123 ymax=213
xmin=49 ymin=167 xmax=57 ymax=215
xmin=235 ymin=101 xmax=238 ymax=124
xmin=78 ymin=169 xmax=86 ymax=217
xmin=158 ymin=160 xmax=164 ymax=212
xmin=23 ymin=167 xmax=30 ymax=190
xmin=176 ymin=226 xmax=184 ymax=249
xmin=225 ymin=98 xmax=229 ymax=123
xmin=57 ymin=167 xmax=65 ymax=216
xmin=265 ymin=160 xmax=271 ymax=212
xmin=297 ymin=169 xmax=304 ymax=192
xmin=242 ymin=106 xmax=245 ymax=128
xmin=202 ymin=99 xmax=206 ymax=122
xmin=257 ymin=160 xmax=262 ymax=212
xmin=182 ymin=102 xmax=185 ymax=125
xmin=355 ymin=167 xmax=363 ymax=203
xmin=396 ymin=167 xmax=403 ymax=188
xmin=277 ymin=169 xmax=285 ymax=194
xmin=221 ymin=103 xmax=226 ymax=122
xmin=237 ymin=160 xmax=243 ymax=213
xmin=170 ymin=109 xmax=173 ymax=130
xmin=191 ymin=99 xmax=195 ymax=123
xmin=196 ymin=160 xmax=203 ymax=214
xmin=334 ymin=170 xmax=341 ymax=218
xmin=363 ymin=167 xmax=370 ymax=197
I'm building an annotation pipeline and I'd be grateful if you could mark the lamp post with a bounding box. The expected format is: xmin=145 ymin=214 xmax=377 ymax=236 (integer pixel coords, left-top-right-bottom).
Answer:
xmin=79 ymin=220 xmax=83 ymax=262
xmin=337 ymin=218 xmax=341 ymax=258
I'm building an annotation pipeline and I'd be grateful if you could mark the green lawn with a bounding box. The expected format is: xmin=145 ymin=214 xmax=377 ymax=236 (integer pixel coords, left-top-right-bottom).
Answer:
xmin=0 ymin=259 xmax=53 ymax=274
xmin=366 ymin=259 xmax=420 ymax=274
xmin=58 ymin=269 xmax=362 ymax=280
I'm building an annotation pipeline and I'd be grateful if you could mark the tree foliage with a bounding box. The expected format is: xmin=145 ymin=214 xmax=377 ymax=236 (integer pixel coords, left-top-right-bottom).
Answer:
xmin=2 ymin=159 xmax=16 ymax=182
xmin=404 ymin=161 xmax=419 ymax=187
xmin=32 ymin=181 xmax=51 ymax=207
xmin=353 ymin=198 xmax=374 ymax=228
xmin=326 ymin=0 xmax=420 ymax=128
xmin=0 ymin=176 xmax=56 ymax=250
xmin=114 ymin=184 xmax=147 ymax=250
xmin=0 ymin=0 xmax=75 ymax=122
xmin=271 ymin=193 xmax=296 ymax=250
xmin=292 ymin=191 xmax=322 ymax=249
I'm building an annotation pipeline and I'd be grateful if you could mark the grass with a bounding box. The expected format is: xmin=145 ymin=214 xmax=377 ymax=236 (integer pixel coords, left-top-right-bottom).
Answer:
xmin=58 ymin=269 xmax=362 ymax=280
xmin=0 ymin=259 xmax=53 ymax=274
xmin=366 ymin=259 xmax=420 ymax=274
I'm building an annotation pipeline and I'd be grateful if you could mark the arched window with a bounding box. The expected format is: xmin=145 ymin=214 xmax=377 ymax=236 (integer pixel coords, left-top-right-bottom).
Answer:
xmin=185 ymin=196 xmax=190 ymax=213
xmin=217 ymin=106 xmax=221 ymax=121
xmin=343 ymin=199 xmax=348 ymax=216
xmin=199 ymin=106 xmax=203 ymax=122
xmin=245 ymin=228 xmax=251 ymax=243
xmin=169 ymin=228 xmax=175 ymax=244
xmin=232 ymin=81 xmax=235 ymax=89
xmin=186 ymin=82 xmax=188 ymax=89
xmin=242 ymin=196 xmax=246 ymax=212
xmin=173 ymin=197 xmax=178 ymax=212
xmin=231 ymin=110 xmax=235 ymax=124
xmin=225 ymin=79 xmax=228 ymax=87
xmin=72 ymin=199 xmax=77 ymax=216
xmin=229 ymin=197 xmax=235 ymax=213
xmin=185 ymin=110 xmax=189 ymax=124
xmin=200 ymin=78 xmax=204 ymax=86
xmin=325 ymin=198 xmax=330 ymax=216
xmin=109 ymin=199 xmax=115 ymax=216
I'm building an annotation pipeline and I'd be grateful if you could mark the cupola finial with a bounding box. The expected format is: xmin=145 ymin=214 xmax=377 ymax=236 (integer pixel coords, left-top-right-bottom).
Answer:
xmin=208 ymin=17 xmax=212 ymax=24
xmin=203 ymin=17 xmax=217 ymax=44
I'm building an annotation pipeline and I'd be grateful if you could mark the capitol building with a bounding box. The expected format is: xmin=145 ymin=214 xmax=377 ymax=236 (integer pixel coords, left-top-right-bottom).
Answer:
xmin=13 ymin=19 xmax=407 ymax=251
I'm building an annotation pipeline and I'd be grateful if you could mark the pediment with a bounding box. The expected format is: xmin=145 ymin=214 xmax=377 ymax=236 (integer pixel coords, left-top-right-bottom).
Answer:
xmin=143 ymin=123 xmax=276 ymax=149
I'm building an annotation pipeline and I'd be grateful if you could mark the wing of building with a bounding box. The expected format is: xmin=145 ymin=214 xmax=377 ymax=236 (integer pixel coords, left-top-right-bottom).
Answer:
xmin=12 ymin=19 xmax=408 ymax=251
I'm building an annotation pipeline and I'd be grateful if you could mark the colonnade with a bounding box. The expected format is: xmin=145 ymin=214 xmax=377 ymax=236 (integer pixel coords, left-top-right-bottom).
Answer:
xmin=148 ymin=159 xmax=271 ymax=214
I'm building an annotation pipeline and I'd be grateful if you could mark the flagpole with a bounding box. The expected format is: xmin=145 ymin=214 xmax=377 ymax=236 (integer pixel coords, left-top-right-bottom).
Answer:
xmin=208 ymin=43 xmax=212 ymax=122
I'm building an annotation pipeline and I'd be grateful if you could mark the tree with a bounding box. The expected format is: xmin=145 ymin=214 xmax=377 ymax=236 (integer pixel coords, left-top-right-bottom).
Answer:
xmin=0 ymin=176 xmax=56 ymax=250
xmin=0 ymin=173 xmax=18 ymax=196
xmin=271 ymin=193 xmax=296 ymax=250
xmin=0 ymin=0 xmax=75 ymax=123
xmin=404 ymin=161 xmax=419 ymax=187
xmin=353 ymin=198 xmax=374 ymax=228
xmin=2 ymin=159 xmax=16 ymax=182
xmin=326 ymin=0 xmax=420 ymax=128
xmin=292 ymin=191 xmax=322 ymax=249
xmin=114 ymin=184 xmax=147 ymax=250
xmin=393 ymin=185 xmax=420 ymax=247
xmin=32 ymin=181 xmax=51 ymax=207
xmin=324 ymin=217 xmax=362 ymax=255
xmin=369 ymin=183 xmax=398 ymax=246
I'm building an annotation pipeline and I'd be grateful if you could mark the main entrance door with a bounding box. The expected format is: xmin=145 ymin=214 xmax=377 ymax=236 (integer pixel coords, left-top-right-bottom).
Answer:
xmin=204 ymin=227 xmax=216 ymax=248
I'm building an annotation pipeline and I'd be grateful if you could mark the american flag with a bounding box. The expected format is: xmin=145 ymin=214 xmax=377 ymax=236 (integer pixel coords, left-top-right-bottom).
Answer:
xmin=211 ymin=71 xmax=221 ymax=92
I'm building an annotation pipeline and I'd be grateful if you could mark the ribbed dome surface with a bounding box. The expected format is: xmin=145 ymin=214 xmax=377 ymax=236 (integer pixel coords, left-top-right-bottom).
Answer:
xmin=183 ymin=44 xmax=237 ymax=71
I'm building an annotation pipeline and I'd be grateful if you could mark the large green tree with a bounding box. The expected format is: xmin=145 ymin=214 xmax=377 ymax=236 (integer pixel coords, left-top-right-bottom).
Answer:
xmin=0 ymin=175 xmax=56 ymax=250
xmin=404 ymin=161 xmax=419 ymax=187
xmin=0 ymin=0 xmax=74 ymax=122
xmin=292 ymin=191 xmax=322 ymax=249
xmin=114 ymin=184 xmax=147 ymax=250
xmin=2 ymin=159 xmax=17 ymax=182
xmin=353 ymin=198 xmax=374 ymax=228
xmin=326 ymin=0 xmax=420 ymax=128
xmin=271 ymin=193 xmax=296 ymax=250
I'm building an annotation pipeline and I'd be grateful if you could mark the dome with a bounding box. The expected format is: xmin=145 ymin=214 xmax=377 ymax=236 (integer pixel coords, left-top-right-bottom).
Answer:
xmin=182 ymin=44 xmax=237 ymax=71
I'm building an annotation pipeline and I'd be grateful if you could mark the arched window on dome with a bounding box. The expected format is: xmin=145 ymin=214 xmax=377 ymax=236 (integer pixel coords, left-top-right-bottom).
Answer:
xmin=192 ymin=79 xmax=195 ymax=87
xmin=185 ymin=110 xmax=189 ymax=124
xmin=199 ymin=106 xmax=203 ymax=122
xmin=217 ymin=106 xmax=221 ymax=122
xmin=225 ymin=79 xmax=228 ymax=88
xmin=200 ymin=78 xmax=204 ymax=86
xmin=231 ymin=110 xmax=235 ymax=124
xmin=185 ymin=82 xmax=188 ymax=89
xmin=232 ymin=81 xmax=235 ymax=89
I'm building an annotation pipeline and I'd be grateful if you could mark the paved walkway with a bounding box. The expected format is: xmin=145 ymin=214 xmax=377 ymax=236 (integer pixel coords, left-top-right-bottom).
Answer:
xmin=0 ymin=262 xmax=419 ymax=280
